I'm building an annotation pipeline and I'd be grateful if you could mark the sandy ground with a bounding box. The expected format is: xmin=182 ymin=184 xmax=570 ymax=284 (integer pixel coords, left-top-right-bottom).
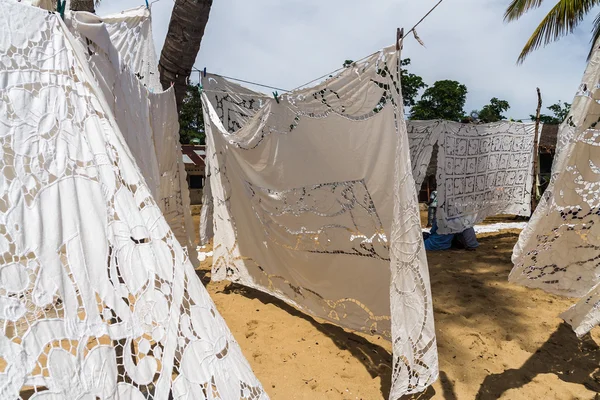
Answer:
xmin=193 ymin=212 xmax=600 ymax=400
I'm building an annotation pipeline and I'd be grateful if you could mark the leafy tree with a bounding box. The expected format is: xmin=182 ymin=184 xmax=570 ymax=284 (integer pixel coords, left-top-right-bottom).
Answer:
xmin=410 ymin=80 xmax=468 ymax=121
xmin=477 ymin=97 xmax=511 ymax=123
xmin=530 ymin=101 xmax=571 ymax=124
xmin=401 ymin=58 xmax=427 ymax=107
xmin=343 ymin=58 xmax=426 ymax=107
xmin=548 ymin=101 xmax=571 ymax=121
xmin=178 ymin=84 xmax=205 ymax=144
xmin=505 ymin=0 xmax=600 ymax=63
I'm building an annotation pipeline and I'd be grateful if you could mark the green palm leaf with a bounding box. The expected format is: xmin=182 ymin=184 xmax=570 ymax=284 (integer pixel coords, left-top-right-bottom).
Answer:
xmin=589 ymin=11 xmax=600 ymax=58
xmin=505 ymin=0 xmax=546 ymax=21
xmin=507 ymin=0 xmax=600 ymax=63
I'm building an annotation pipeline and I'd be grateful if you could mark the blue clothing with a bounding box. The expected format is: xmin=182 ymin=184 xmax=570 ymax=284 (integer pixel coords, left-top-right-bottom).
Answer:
xmin=424 ymin=220 xmax=479 ymax=251
xmin=454 ymin=227 xmax=479 ymax=249
xmin=424 ymin=220 xmax=454 ymax=251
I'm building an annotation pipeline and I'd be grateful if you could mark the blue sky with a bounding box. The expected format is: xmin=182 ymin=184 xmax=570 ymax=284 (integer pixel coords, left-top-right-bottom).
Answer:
xmin=98 ymin=0 xmax=599 ymax=120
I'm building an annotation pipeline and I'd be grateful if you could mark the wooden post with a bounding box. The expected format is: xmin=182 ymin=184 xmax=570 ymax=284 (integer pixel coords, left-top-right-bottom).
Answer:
xmin=396 ymin=28 xmax=404 ymax=51
xmin=532 ymin=88 xmax=542 ymax=213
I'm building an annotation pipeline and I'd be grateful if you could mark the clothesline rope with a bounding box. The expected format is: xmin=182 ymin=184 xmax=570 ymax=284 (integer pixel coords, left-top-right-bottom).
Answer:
xmin=289 ymin=0 xmax=446 ymax=92
xmin=403 ymin=0 xmax=444 ymax=39
xmin=192 ymin=68 xmax=290 ymax=92
xmin=202 ymin=88 xmax=273 ymax=98
xmin=195 ymin=1 xmax=445 ymax=94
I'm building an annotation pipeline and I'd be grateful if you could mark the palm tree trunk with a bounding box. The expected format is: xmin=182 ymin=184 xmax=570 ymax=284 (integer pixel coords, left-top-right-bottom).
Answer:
xmin=69 ymin=0 xmax=95 ymax=12
xmin=159 ymin=0 xmax=212 ymax=112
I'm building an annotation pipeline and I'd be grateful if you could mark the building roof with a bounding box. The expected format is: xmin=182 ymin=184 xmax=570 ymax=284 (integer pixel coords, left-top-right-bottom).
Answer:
xmin=539 ymin=124 xmax=558 ymax=153
xmin=181 ymin=144 xmax=206 ymax=168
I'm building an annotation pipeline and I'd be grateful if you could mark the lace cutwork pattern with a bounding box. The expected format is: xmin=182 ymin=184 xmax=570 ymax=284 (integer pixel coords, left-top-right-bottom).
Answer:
xmin=65 ymin=7 xmax=197 ymax=262
xmin=244 ymin=179 xmax=389 ymax=260
xmin=0 ymin=2 xmax=266 ymax=399
xmin=201 ymin=45 xmax=438 ymax=398
xmin=101 ymin=7 xmax=162 ymax=92
xmin=406 ymin=120 xmax=444 ymax=190
xmin=201 ymin=82 xmax=536 ymax=238
xmin=436 ymin=121 xmax=536 ymax=234
xmin=511 ymin=37 xmax=600 ymax=337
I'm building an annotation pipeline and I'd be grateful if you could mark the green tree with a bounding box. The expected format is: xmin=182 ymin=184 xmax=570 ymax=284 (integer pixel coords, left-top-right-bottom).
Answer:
xmin=343 ymin=58 xmax=426 ymax=107
xmin=401 ymin=58 xmax=427 ymax=107
xmin=529 ymin=101 xmax=571 ymax=124
xmin=477 ymin=97 xmax=511 ymax=123
xmin=178 ymin=84 xmax=205 ymax=144
xmin=505 ymin=0 xmax=600 ymax=63
xmin=410 ymin=80 xmax=468 ymax=121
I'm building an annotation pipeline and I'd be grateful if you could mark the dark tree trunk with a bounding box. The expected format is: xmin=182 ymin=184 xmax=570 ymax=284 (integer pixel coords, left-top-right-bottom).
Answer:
xmin=69 ymin=0 xmax=95 ymax=12
xmin=159 ymin=0 xmax=212 ymax=112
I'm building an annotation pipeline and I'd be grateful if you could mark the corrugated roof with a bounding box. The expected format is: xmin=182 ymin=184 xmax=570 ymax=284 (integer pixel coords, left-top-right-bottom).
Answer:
xmin=181 ymin=145 xmax=206 ymax=167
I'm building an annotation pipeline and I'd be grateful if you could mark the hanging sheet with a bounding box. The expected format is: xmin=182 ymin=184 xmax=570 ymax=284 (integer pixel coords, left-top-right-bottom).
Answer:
xmin=198 ymin=78 xmax=446 ymax=239
xmin=435 ymin=121 xmax=536 ymax=234
xmin=511 ymin=37 xmax=600 ymax=337
xmin=199 ymin=75 xmax=271 ymax=246
xmin=66 ymin=8 xmax=197 ymax=261
xmin=202 ymin=47 xmax=438 ymax=398
xmin=406 ymin=120 xmax=444 ymax=190
xmin=201 ymin=76 xmax=537 ymax=238
xmin=0 ymin=1 xmax=266 ymax=398
xmin=101 ymin=7 xmax=162 ymax=92
xmin=199 ymin=139 xmax=214 ymax=245
xmin=148 ymin=89 xmax=198 ymax=258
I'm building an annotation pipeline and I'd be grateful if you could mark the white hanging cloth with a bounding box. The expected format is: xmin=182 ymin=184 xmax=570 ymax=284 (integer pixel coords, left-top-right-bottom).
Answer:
xmin=200 ymin=75 xmax=536 ymax=237
xmin=199 ymin=123 xmax=214 ymax=246
xmin=511 ymin=37 xmax=600 ymax=337
xmin=435 ymin=121 xmax=536 ymax=233
xmin=201 ymin=47 xmax=438 ymax=398
xmin=199 ymin=75 xmax=270 ymax=246
xmin=406 ymin=120 xmax=444 ymax=191
xmin=0 ymin=1 xmax=266 ymax=398
xmin=65 ymin=7 xmax=197 ymax=262
xmin=100 ymin=7 xmax=163 ymax=92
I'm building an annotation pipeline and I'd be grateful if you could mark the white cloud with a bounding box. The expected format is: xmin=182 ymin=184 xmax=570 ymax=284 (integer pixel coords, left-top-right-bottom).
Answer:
xmin=98 ymin=0 xmax=599 ymax=119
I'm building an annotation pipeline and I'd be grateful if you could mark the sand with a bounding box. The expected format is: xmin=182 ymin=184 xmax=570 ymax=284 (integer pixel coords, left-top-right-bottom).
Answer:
xmin=194 ymin=213 xmax=600 ymax=400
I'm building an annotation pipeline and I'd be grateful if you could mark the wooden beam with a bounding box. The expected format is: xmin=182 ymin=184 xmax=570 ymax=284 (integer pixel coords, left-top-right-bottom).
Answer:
xmin=532 ymin=88 xmax=542 ymax=213
xmin=396 ymin=28 xmax=404 ymax=51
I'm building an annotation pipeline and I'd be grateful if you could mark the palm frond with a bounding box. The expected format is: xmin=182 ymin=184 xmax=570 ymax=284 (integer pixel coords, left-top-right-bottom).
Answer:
xmin=505 ymin=0 xmax=546 ymax=22
xmin=517 ymin=0 xmax=600 ymax=63
xmin=588 ymin=11 xmax=600 ymax=59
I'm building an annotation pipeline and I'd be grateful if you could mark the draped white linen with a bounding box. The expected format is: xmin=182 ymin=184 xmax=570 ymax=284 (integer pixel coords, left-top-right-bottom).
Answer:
xmin=0 ymin=1 xmax=266 ymax=398
xmin=200 ymin=76 xmax=536 ymax=237
xmin=511 ymin=37 xmax=600 ymax=337
xmin=406 ymin=120 xmax=444 ymax=192
xmin=435 ymin=121 xmax=536 ymax=234
xmin=66 ymin=7 xmax=197 ymax=262
xmin=201 ymin=48 xmax=439 ymax=398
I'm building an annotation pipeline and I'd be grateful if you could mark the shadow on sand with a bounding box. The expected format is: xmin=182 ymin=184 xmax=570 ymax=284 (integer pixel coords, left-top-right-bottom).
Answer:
xmin=476 ymin=323 xmax=600 ymax=399
xmin=220 ymin=281 xmax=398 ymax=398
